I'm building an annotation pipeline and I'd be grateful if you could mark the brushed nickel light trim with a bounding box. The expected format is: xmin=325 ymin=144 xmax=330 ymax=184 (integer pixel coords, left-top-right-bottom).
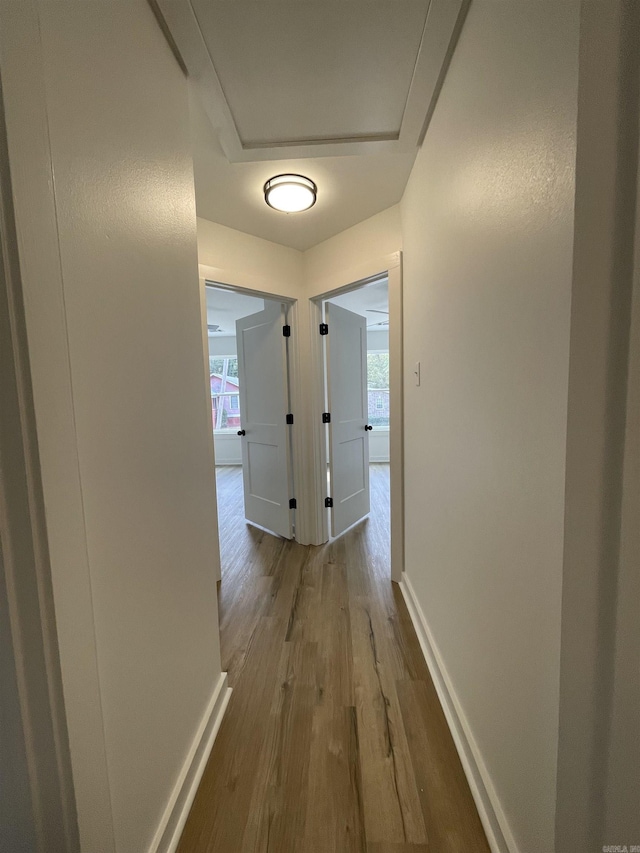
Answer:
xmin=263 ymin=174 xmax=317 ymax=213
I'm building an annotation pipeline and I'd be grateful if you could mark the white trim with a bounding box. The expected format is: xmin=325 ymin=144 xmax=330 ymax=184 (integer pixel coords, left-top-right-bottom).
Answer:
xmin=399 ymin=573 xmax=519 ymax=853
xmin=201 ymin=270 xmax=298 ymax=305
xmin=0 ymin=4 xmax=113 ymax=847
xmin=0 ymin=32 xmax=80 ymax=848
xmin=149 ymin=673 xmax=232 ymax=853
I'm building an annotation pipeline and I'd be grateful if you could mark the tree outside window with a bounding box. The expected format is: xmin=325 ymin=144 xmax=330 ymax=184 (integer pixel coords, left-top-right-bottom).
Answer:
xmin=209 ymin=356 xmax=238 ymax=378
xmin=367 ymin=352 xmax=390 ymax=427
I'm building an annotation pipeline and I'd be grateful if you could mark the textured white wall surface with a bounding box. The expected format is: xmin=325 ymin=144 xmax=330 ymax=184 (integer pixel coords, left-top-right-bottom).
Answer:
xmin=198 ymin=217 xmax=303 ymax=297
xmin=400 ymin=3 xmax=579 ymax=851
xmin=3 ymin=2 xmax=224 ymax=851
xmin=303 ymin=205 xmax=402 ymax=289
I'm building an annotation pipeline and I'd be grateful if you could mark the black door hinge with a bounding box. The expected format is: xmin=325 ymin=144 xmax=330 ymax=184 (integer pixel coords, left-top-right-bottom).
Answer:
xmin=319 ymin=323 xmax=328 ymax=335
xmin=325 ymin=497 xmax=333 ymax=508
xmin=286 ymin=413 xmax=294 ymax=425
xmin=283 ymin=325 xmax=291 ymax=337
xmin=289 ymin=498 xmax=297 ymax=509
xmin=322 ymin=412 xmax=331 ymax=424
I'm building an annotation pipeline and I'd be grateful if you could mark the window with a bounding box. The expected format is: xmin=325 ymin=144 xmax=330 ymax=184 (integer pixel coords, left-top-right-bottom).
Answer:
xmin=209 ymin=356 xmax=238 ymax=378
xmin=210 ymin=356 xmax=241 ymax=432
xmin=367 ymin=352 xmax=389 ymax=428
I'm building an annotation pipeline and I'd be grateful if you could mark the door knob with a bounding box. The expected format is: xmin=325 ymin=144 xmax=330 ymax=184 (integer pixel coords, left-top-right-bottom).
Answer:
xmin=237 ymin=429 xmax=246 ymax=436
xmin=365 ymin=425 xmax=373 ymax=431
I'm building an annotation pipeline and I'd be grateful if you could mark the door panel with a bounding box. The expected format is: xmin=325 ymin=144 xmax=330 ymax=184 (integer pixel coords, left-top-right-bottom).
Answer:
xmin=236 ymin=301 xmax=292 ymax=539
xmin=326 ymin=302 xmax=370 ymax=536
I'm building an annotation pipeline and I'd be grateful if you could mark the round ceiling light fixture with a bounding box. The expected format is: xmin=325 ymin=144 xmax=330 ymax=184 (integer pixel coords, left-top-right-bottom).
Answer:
xmin=263 ymin=173 xmax=317 ymax=213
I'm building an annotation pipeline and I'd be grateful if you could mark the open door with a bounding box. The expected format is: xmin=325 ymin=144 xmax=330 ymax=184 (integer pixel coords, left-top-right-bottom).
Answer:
xmin=325 ymin=302 xmax=370 ymax=536
xmin=236 ymin=301 xmax=293 ymax=539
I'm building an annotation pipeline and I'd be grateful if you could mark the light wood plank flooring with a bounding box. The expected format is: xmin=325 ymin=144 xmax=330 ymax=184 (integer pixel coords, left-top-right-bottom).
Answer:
xmin=178 ymin=464 xmax=489 ymax=853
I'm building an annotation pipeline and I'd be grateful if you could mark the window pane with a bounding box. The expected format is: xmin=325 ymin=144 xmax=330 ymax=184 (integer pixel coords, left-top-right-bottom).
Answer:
xmin=367 ymin=352 xmax=389 ymax=427
xmin=210 ymin=356 xmax=241 ymax=431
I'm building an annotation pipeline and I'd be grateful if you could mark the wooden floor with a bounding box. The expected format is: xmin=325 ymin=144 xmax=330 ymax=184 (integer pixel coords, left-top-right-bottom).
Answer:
xmin=178 ymin=465 xmax=489 ymax=853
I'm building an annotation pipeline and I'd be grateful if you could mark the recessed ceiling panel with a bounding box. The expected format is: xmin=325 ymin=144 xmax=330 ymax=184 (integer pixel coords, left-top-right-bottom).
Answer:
xmin=191 ymin=0 xmax=431 ymax=146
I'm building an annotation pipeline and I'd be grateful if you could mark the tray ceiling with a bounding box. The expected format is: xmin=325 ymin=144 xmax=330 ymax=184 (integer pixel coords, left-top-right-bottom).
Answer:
xmin=190 ymin=0 xmax=430 ymax=150
xmin=153 ymin=0 xmax=469 ymax=249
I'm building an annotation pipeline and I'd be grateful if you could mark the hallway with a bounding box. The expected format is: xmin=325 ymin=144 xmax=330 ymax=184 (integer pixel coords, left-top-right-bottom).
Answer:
xmin=178 ymin=465 xmax=489 ymax=852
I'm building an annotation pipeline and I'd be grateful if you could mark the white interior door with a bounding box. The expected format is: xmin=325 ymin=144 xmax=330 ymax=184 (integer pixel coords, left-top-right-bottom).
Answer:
xmin=326 ymin=302 xmax=370 ymax=536
xmin=236 ymin=301 xmax=293 ymax=539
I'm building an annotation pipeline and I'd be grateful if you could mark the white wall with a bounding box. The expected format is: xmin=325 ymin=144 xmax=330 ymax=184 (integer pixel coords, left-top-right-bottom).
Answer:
xmin=198 ymin=192 xmax=401 ymax=300
xmin=304 ymin=205 xmax=402 ymax=290
xmin=400 ymin=4 xmax=579 ymax=852
xmin=198 ymin=217 xmax=303 ymax=297
xmin=1 ymin=3 xmax=224 ymax=851
xmin=208 ymin=334 xmax=237 ymax=357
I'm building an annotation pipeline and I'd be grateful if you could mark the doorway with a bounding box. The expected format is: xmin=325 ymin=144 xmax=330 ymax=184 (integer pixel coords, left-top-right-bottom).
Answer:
xmin=323 ymin=279 xmax=389 ymax=537
xmin=310 ymin=261 xmax=403 ymax=581
xmin=205 ymin=283 xmax=297 ymax=571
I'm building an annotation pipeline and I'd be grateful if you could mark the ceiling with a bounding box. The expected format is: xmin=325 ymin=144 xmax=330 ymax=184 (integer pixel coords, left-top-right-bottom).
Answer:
xmin=327 ymin=278 xmax=389 ymax=328
xmin=155 ymin=0 xmax=468 ymax=251
xmin=205 ymin=285 xmax=265 ymax=336
xmin=190 ymin=95 xmax=414 ymax=251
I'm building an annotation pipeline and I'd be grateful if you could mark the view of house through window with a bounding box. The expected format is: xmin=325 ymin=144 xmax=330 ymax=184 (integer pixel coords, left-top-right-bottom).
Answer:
xmin=210 ymin=356 xmax=241 ymax=431
xmin=367 ymin=351 xmax=390 ymax=428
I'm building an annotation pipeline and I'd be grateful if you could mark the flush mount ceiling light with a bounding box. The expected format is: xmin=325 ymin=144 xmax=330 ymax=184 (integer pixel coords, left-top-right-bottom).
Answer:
xmin=263 ymin=174 xmax=317 ymax=213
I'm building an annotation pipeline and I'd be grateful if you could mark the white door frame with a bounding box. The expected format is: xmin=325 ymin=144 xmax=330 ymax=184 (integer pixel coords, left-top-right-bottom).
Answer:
xmin=201 ymin=278 xmax=303 ymax=542
xmin=0 ymin=66 xmax=79 ymax=851
xmin=308 ymin=252 xmax=404 ymax=582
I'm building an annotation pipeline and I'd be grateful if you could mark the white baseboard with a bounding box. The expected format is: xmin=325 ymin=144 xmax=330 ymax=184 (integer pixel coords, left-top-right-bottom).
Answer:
xmin=399 ymin=573 xmax=519 ymax=853
xmin=149 ymin=672 xmax=232 ymax=853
